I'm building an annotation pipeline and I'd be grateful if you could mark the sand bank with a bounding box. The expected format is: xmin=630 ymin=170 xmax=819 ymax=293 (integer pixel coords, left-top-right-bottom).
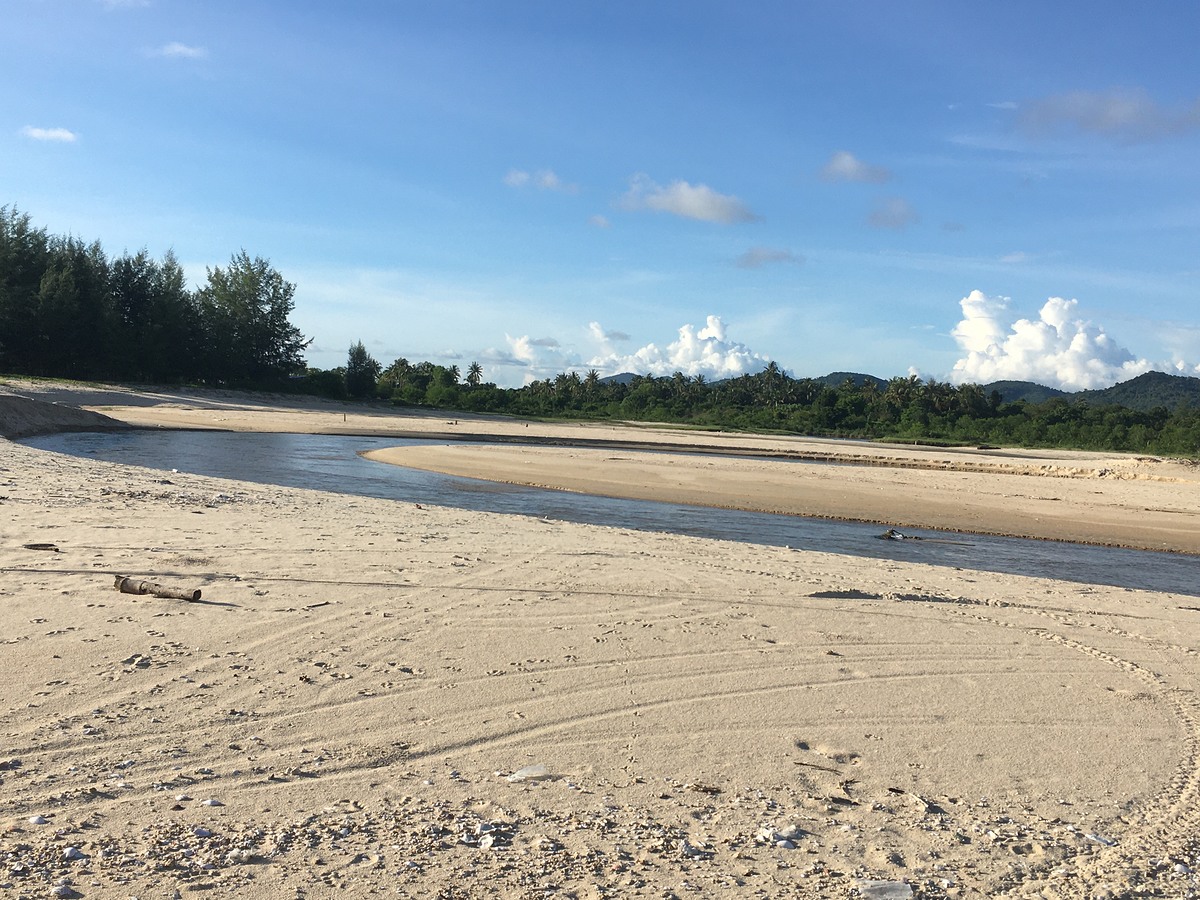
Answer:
xmin=2 ymin=381 xmax=1199 ymax=898
xmin=365 ymin=443 xmax=1200 ymax=554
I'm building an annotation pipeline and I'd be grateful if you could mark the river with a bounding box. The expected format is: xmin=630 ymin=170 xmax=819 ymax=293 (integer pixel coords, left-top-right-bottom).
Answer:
xmin=21 ymin=429 xmax=1199 ymax=597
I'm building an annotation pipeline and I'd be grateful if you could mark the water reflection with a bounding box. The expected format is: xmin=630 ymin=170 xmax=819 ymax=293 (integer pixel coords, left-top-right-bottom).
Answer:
xmin=22 ymin=429 xmax=1198 ymax=597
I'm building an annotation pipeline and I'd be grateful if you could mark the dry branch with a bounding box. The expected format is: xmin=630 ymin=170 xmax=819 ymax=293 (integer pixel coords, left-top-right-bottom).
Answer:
xmin=114 ymin=575 xmax=202 ymax=602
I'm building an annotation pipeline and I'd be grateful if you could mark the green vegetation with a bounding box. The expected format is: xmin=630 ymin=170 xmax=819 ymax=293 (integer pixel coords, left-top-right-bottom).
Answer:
xmin=3 ymin=206 xmax=1197 ymax=458
xmin=337 ymin=360 xmax=1200 ymax=458
xmin=0 ymin=206 xmax=308 ymax=387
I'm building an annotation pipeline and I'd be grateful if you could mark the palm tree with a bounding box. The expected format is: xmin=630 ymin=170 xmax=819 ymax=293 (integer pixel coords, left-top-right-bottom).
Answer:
xmin=466 ymin=361 xmax=483 ymax=387
xmin=759 ymin=361 xmax=784 ymax=409
xmin=584 ymin=369 xmax=600 ymax=393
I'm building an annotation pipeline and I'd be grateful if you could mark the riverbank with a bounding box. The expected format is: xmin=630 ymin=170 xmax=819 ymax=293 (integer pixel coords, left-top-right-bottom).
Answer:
xmin=2 ymin=380 xmax=1199 ymax=898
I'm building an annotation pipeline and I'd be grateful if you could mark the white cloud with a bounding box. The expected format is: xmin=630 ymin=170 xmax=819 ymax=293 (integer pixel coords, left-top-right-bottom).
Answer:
xmin=949 ymin=290 xmax=1154 ymax=390
xmin=588 ymin=214 xmax=610 ymax=228
xmin=999 ymin=251 xmax=1030 ymax=264
xmin=20 ymin=126 xmax=78 ymax=143
xmin=819 ymin=150 xmax=891 ymax=184
xmin=504 ymin=168 xmax=578 ymax=193
xmin=1021 ymin=88 xmax=1200 ymax=143
xmin=497 ymin=333 xmax=581 ymax=384
xmin=621 ymin=174 xmax=759 ymax=224
xmin=153 ymin=42 xmax=208 ymax=59
xmin=735 ymin=246 xmax=803 ymax=269
xmin=100 ymin=0 xmax=150 ymax=8
xmin=588 ymin=315 xmax=768 ymax=379
xmin=588 ymin=322 xmax=629 ymax=346
xmin=868 ymin=196 xmax=917 ymax=230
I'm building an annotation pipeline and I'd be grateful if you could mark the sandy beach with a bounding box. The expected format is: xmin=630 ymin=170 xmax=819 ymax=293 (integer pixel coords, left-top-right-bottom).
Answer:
xmin=2 ymin=380 xmax=1198 ymax=899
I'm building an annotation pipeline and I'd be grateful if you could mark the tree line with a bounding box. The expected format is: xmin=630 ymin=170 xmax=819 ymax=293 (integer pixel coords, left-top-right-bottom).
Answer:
xmin=0 ymin=206 xmax=308 ymax=385
xmin=330 ymin=346 xmax=1200 ymax=458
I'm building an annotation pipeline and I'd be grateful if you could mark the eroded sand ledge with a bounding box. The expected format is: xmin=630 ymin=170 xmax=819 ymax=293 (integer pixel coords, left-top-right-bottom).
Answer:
xmin=2 ymin=380 xmax=1199 ymax=898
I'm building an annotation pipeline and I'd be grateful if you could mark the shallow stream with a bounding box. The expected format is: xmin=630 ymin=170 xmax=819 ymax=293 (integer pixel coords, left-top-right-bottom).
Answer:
xmin=22 ymin=429 xmax=1199 ymax=597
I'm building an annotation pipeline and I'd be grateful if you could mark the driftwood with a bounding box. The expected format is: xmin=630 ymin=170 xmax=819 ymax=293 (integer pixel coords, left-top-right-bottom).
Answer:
xmin=114 ymin=575 xmax=201 ymax=602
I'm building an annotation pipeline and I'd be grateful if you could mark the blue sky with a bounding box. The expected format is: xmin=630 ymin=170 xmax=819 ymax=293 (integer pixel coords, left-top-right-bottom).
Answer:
xmin=5 ymin=1 xmax=1199 ymax=389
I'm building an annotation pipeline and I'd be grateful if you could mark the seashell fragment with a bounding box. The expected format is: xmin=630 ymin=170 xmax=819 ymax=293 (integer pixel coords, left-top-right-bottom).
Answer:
xmin=507 ymin=764 xmax=552 ymax=782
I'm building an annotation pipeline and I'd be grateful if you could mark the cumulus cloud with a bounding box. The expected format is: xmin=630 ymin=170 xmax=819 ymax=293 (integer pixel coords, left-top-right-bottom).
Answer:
xmin=20 ymin=126 xmax=77 ymax=142
xmin=819 ymin=150 xmax=891 ymax=183
xmin=735 ymin=247 xmax=804 ymax=269
xmin=505 ymin=334 xmax=561 ymax=363
xmin=621 ymin=174 xmax=759 ymax=224
xmin=153 ymin=42 xmax=207 ymax=59
xmin=587 ymin=315 xmax=768 ymax=379
xmin=1021 ymin=88 xmax=1200 ymax=143
xmin=495 ymin=334 xmax=580 ymax=384
xmin=868 ymin=196 xmax=917 ymax=230
xmin=949 ymin=290 xmax=1153 ymax=390
xmin=504 ymin=168 xmax=578 ymax=193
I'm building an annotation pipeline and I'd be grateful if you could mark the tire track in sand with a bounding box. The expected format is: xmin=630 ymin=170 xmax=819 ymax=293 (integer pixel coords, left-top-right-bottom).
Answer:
xmin=879 ymin=591 xmax=1200 ymax=897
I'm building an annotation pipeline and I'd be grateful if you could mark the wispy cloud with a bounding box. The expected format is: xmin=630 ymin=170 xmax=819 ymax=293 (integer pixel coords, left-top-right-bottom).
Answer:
xmin=819 ymin=150 xmax=891 ymax=184
xmin=100 ymin=0 xmax=151 ymax=8
xmin=735 ymin=247 xmax=804 ymax=269
xmin=621 ymin=174 xmax=759 ymax=224
xmin=1021 ymin=88 xmax=1200 ymax=143
xmin=152 ymin=42 xmax=208 ymax=59
xmin=504 ymin=168 xmax=578 ymax=194
xmin=588 ymin=322 xmax=629 ymax=344
xmin=20 ymin=126 xmax=78 ymax=143
xmin=867 ymin=196 xmax=917 ymax=230
xmin=588 ymin=214 xmax=611 ymax=228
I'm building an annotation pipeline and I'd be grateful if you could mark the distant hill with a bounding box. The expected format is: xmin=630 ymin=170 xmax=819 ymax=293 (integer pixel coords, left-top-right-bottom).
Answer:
xmin=601 ymin=369 xmax=1200 ymax=412
xmin=1076 ymin=371 xmax=1200 ymax=410
xmin=599 ymin=372 xmax=640 ymax=385
xmin=978 ymin=372 xmax=1200 ymax=411
xmin=815 ymin=372 xmax=888 ymax=390
xmin=981 ymin=380 xmax=1069 ymax=405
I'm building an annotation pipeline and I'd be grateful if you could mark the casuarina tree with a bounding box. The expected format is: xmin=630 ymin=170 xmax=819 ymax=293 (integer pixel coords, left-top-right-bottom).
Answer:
xmin=345 ymin=340 xmax=382 ymax=398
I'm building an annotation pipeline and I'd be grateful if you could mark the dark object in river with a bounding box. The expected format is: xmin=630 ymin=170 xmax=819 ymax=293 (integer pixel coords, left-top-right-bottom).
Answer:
xmin=878 ymin=528 xmax=974 ymax=547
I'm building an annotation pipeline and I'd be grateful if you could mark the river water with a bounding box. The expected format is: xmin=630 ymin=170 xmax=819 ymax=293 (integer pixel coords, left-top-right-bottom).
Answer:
xmin=22 ymin=429 xmax=1199 ymax=597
